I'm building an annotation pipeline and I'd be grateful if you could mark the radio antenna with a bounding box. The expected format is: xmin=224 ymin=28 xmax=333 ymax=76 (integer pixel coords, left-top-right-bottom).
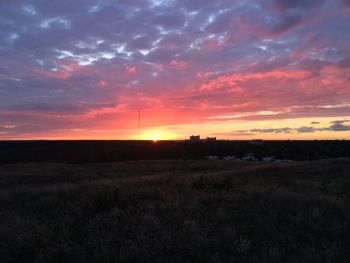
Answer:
xmin=138 ymin=108 xmax=140 ymax=141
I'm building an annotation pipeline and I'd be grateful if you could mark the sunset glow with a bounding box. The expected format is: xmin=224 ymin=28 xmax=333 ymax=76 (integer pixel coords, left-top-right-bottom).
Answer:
xmin=140 ymin=129 xmax=178 ymax=141
xmin=1 ymin=0 xmax=350 ymax=140
xmin=150 ymin=134 xmax=161 ymax=142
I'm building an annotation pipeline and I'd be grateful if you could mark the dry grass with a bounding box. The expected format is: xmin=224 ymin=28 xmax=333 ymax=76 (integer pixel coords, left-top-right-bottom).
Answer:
xmin=0 ymin=159 xmax=349 ymax=262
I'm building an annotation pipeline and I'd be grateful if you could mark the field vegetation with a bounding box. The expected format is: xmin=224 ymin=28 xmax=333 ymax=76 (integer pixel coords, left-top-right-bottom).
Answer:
xmin=1 ymin=159 xmax=350 ymax=262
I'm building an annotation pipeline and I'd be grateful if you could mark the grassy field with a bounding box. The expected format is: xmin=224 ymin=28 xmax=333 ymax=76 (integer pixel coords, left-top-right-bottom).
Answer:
xmin=1 ymin=159 xmax=350 ymax=262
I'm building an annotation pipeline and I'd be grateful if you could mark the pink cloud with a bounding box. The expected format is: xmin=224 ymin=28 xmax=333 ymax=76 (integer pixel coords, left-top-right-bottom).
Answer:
xmin=199 ymin=69 xmax=312 ymax=91
xmin=33 ymin=59 xmax=84 ymax=80
xmin=126 ymin=66 xmax=137 ymax=74
xmin=203 ymin=38 xmax=222 ymax=50
xmin=170 ymin=59 xmax=188 ymax=69
xmin=99 ymin=80 xmax=108 ymax=88
xmin=34 ymin=68 xmax=72 ymax=79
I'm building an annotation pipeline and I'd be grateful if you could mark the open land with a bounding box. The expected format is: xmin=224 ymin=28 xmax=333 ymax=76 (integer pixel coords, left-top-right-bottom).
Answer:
xmin=1 ymin=155 xmax=350 ymax=262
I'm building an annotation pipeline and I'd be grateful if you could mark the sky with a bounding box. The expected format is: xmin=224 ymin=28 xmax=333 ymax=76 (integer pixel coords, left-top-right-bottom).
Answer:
xmin=0 ymin=0 xmax=350 ymax=140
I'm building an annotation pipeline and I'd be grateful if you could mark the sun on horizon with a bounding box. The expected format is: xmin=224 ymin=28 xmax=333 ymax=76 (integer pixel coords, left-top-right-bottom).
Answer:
xmin=139 ymin=129 xmax=178 ymax=141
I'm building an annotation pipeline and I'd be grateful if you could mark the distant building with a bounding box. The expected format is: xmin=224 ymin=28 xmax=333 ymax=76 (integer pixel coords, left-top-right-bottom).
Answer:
xmin=190 ymin=135 xmax=200 ymax=141
xmin=223 ymin=156 xmax=236 ymax=161
xmin=205 ymin=137 xmax=217 ymax=142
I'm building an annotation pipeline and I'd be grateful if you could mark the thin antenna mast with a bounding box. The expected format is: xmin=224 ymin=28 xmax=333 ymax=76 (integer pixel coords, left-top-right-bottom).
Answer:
xmin=138 ymin=108 xmax=140 ymax=141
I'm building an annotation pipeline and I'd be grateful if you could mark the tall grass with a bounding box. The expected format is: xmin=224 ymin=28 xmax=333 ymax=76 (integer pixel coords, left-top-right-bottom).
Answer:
xmin=0 ymin=159 xmax=349 ymax=262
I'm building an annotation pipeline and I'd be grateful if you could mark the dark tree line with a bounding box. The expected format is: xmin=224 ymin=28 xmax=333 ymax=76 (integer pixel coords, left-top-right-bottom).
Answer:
xmin=0 ymin=140 xmax=349 ymax=164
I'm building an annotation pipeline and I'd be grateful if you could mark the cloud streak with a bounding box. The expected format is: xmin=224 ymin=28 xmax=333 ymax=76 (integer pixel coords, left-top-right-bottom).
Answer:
xmin=233 ymin=120 xmax=350 ymax=136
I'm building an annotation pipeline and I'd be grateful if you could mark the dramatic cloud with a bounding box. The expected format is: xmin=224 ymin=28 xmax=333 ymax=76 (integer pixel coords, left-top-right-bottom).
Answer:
xmin=232 ymin=120 xmax=350 ymax=136
xmin=250 ymin=128 xmax=293 ymax=134
xmin=0 ymin=0 xmax=349 ymax=139
xmin=296 ymin=126 xmax=319 ymax=133
xmin=328 ymin=120 xmax=350 ymax=131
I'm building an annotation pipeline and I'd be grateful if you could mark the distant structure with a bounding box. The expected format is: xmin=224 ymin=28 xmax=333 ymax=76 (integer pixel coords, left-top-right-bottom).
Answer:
xmin=138 ymin=109 xmax=141 ymax=141
xmin=190 ymin=135 xmax=200 ymax=141
xmin=189 ymin=136 xmax=217 ymax=142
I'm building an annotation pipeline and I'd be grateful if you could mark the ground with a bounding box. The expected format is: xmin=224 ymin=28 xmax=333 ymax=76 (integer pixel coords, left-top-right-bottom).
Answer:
xmin=0 ymin=159 xmax=349 ymax=262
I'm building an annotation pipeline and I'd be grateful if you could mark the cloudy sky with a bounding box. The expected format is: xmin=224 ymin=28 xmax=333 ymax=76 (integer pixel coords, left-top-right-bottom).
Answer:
xmin=1 ymin=0 xmax=350 ymax=140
